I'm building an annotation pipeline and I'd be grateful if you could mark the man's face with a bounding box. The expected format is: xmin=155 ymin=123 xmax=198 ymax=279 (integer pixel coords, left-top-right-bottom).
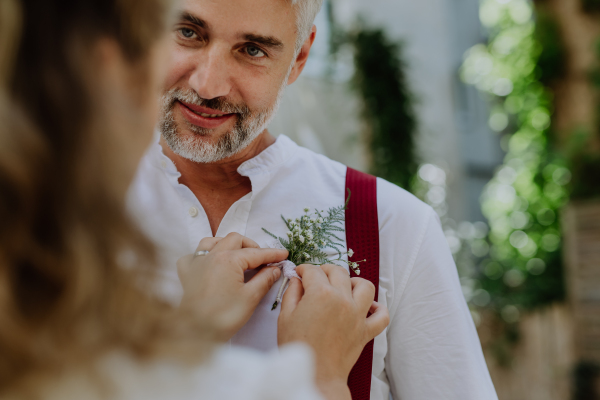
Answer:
xmin=160 ymin=0 xmax=303 ymax=163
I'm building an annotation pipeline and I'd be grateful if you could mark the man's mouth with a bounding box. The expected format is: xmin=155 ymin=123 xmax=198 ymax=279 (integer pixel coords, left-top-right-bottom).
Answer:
xmin=194 ymin=111 xmax=226 ymax=118
xmin=176 ymin=101 xmax=236 ymax=129
xmin=179 ymin=101 xmax=232 ymax=117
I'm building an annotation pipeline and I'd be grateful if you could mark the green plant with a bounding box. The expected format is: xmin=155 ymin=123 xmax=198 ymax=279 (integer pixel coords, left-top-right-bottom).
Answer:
xmin=461 ymin=0 xmax=569 ymax=314
xmin=325 ymin=0 xmax=418 ymax=190
xmin=350 ymin=28 xmax=418 ymax=191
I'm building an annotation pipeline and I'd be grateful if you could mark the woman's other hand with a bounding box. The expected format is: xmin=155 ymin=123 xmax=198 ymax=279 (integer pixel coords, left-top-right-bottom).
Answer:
xmin=278 ymin=264 xmax=390 ymax=400
xmin=177 ymin=232 xmax=288 ymax=341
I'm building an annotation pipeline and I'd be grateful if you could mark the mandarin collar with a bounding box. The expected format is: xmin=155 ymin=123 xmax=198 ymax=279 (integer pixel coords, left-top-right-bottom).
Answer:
xmin=237 ymin=135 xmax=298 ymax=177
xmin=149 ymin=134 xmax=299 ymax=196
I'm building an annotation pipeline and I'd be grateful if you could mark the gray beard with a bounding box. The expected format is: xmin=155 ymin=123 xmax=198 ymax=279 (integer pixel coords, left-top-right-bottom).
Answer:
xmin=159 ymin=76 xmax=288 ymax=164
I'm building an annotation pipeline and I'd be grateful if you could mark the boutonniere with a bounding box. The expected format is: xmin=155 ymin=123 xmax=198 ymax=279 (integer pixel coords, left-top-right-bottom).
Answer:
xmin=263 ymin=192 xmax=365 ymax=310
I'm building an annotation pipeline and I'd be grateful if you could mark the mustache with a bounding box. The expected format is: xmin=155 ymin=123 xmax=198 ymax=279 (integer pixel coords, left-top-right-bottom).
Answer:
xmin=165 ymin=88 xmax=250 ymax=116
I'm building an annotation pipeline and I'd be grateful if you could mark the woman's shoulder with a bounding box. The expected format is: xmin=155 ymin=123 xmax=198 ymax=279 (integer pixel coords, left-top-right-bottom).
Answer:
xmin=18 ymin=344 xmax=323 ymax=400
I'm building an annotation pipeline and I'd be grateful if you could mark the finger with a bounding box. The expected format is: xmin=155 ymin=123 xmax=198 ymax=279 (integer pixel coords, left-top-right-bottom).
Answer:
xmin=364 ymin=301 xmax=390 ymax=341
xmin=279 ymin=277 xmax=303 ymax=316
xmin=176 ymin=254 xmax=194 ymax=281
xmin=231 ymin=248 xmax=289 ymax=271
xmin=295 ymin=264 xmax=329 ymax=290
xmin=243 ymin=266 xmax=282 ymax=304
xmin=321 ymin=264 xmax=352 ymax=294
xmin=194 ymin=237 xmax=223 ymax=252
xmin=212 ymin=232 xmax=260 ymax=251
xmin=351 ymin=277 xmax=376 ymax=315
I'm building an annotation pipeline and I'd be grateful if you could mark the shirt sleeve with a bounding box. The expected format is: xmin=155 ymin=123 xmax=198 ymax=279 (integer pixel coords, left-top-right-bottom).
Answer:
xmin=385 ymin=209 xmax=498 ymax=400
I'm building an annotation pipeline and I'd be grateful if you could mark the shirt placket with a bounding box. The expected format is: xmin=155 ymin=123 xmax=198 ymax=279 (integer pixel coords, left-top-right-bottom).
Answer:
xmin=179 ymin=185 xmax=213 ymax=251
xmin=214 ymin=193 xmax=252 ymax=238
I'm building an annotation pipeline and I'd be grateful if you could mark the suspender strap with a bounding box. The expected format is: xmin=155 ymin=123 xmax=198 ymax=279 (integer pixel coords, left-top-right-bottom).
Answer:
xmin=345 ymin=167 xmax=380 ymax=400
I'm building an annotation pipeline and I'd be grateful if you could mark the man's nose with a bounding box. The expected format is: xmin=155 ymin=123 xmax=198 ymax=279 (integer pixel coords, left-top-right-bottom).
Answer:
xmin=188 ymin=47 xmax=232 ymax=100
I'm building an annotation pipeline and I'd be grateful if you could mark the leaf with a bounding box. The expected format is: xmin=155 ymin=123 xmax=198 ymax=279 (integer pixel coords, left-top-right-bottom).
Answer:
xmin=281 ymin=215 xmax=292 ymax=230
xmin=262 ymin=228 xmax=278 ymax=239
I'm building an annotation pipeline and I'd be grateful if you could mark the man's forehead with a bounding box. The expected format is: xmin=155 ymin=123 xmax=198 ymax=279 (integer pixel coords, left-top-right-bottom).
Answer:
xmin=179 ymin=0 xmax=296 ymax=44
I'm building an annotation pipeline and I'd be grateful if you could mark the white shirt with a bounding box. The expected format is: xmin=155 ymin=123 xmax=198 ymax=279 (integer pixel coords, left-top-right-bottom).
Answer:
xmin=11 ymin=344 xmax=322 ymax=400
xmin=128 ymin=135 xmax=498 ymax=400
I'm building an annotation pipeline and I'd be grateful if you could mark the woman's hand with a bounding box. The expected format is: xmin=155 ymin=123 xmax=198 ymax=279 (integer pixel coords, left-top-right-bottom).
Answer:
xmin=277 ymin=264 xmax=390 ymax=400
xmin=177 ymin=232 xmax=288 ymax=342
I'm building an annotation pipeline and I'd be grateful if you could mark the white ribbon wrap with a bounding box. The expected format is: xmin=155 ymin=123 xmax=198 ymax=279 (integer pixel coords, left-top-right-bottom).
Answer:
xmin=268 ymin=259 xmax=300 ymax=280
xmin=266 ymin=240 xmax=300 ymax=309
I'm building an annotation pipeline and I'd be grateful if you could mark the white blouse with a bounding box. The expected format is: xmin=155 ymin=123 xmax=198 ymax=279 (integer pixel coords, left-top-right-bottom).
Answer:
xmin=24 ymin=344 xmax=323 ymax=400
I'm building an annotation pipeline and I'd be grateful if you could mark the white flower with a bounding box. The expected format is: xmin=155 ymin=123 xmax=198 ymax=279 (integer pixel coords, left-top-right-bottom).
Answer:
xmin=310 ymin=218 xmax=315 ymax=223
xmin=287 ymin=218 xmax=292 ymax=223
xmin=348 ymin=249 xmax=354 ymax=258
xmin=304 ymin=208 xmax=310 ymax=213
xmin=299 ymin=235 xmax=305 ymax=243
xmin=304 ymin=253 xmax=310 ymax=259
xmin=287 ymin=232 xmax=293 ymax=238
xmin=355 ymin=269 xmax=361 ymax=275
xmin=317 ymin=218 xmax=323 ymax=223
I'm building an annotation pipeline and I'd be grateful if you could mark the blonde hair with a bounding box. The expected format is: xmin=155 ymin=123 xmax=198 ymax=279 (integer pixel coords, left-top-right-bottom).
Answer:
xmin=0 ymin=0 xmax=210 ymax=395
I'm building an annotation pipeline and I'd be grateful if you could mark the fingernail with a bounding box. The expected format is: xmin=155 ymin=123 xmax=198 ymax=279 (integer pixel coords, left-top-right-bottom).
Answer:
xmin=273 ymin=268 xmax=281 ymax=279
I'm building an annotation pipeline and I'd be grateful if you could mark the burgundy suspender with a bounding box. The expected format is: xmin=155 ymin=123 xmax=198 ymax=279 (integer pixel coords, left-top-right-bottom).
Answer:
xmin=345 ymin=167 xmax=380 ymax=400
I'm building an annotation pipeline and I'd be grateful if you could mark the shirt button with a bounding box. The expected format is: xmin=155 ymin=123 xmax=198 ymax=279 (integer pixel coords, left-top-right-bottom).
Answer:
xmin=160 ymin=160 xmax=167 ymax=168
xmin=188 ymin=207 xmax=198 ymax=217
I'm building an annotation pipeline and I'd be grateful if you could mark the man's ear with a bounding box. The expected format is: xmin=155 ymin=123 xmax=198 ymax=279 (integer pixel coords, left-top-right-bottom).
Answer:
xmin=287 ymin=25 xmax=317 ymax=85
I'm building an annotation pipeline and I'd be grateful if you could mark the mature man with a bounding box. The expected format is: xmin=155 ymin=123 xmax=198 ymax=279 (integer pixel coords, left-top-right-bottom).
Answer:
xmin=128 ymin=0 xmax=498 ymax=398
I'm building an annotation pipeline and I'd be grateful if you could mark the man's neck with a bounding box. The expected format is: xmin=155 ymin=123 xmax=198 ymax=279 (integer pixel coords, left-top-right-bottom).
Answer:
xmin=160 ymin=130 xmax=276 ymax=236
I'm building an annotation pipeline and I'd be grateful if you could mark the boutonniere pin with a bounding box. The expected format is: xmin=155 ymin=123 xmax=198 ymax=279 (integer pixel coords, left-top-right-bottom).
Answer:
xmin=263 ymin=192 xmax=365 ymax=310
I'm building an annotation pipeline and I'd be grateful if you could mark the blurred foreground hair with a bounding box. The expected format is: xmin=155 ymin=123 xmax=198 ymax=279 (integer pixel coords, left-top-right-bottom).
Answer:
xmin=0 ymin=0 xmax=208 ymax=395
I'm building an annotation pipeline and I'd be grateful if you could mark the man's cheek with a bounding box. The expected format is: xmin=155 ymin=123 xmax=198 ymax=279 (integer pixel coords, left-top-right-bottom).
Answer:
xmin=163 ymin=50 xmax=196 ymax=90
xmin=235 ymin=78 xmax=282 ymax=110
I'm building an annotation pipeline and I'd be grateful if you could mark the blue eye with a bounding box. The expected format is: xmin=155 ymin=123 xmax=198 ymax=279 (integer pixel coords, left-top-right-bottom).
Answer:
xmin=246 ymin=46 xmax=265 ymax=58
xmin=180 ymin=28 xmax=195 ymax=38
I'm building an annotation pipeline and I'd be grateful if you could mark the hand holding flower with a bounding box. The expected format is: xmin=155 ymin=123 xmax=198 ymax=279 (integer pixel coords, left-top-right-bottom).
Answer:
xmin=278 ymin=264 xmax=390 ymax=400
xmin=177 ymin=232 xmax=288 ymax=341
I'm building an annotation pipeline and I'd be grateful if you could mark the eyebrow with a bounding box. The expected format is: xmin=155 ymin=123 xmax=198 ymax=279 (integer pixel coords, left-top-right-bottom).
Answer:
xmin=177 ymin=12 xmax=284 ymax=51
xmin=179 ymin=12 xmax=207 ymax=29
xmin=243 ymin=34 xmax=284 ymax=50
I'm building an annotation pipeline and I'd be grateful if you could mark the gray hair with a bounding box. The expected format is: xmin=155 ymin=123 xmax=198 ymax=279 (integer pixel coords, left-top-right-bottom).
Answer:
xmin=292 ymin=0 xmax=324 ymax=51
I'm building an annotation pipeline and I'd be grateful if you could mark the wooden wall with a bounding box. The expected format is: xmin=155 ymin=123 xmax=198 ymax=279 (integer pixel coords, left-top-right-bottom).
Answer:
xmin=479 ymin=304 xmax=575 ymax=400
xmin=477 ymin=201 xmax=600 ymax=400
xmin=563 ymin=201 xmax=600 ymax=363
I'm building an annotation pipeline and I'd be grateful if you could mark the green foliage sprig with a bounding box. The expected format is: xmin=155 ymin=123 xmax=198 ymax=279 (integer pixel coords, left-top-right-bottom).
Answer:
xmin=262 ymin=191 xmax=363 ymax=274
